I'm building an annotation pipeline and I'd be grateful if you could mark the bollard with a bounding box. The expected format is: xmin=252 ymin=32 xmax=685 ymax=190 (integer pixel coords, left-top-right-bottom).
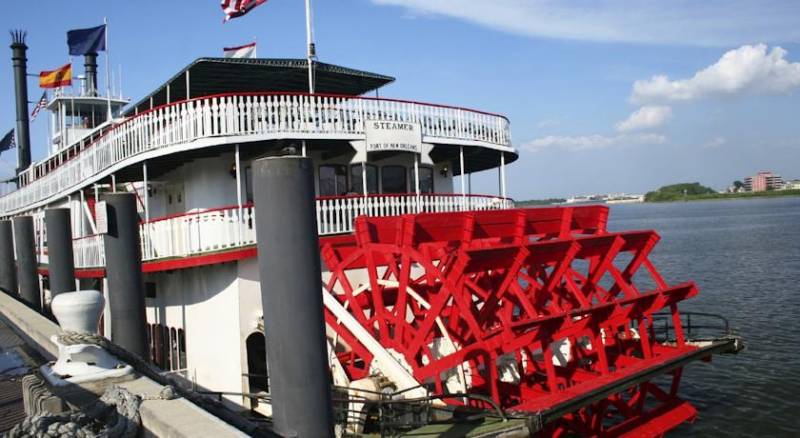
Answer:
xmin=13 ymin=216 xmax=41 ymax=309
xmin=0 ymin=220 xmax=17 ymax=295
xmin=45 ymin=208 xmax=76 ymax=297
xmin=252 ymin=156 xmax=334 ymax=438
xmin=102 ymin=193 xmax=147 ymax=358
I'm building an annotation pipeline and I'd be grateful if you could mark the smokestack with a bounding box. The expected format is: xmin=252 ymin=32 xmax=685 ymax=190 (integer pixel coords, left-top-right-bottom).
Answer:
xmin=84 ymin=52 xmax=98 ymax=96
xmin=10 ymin=30 xmax=31 ymax=174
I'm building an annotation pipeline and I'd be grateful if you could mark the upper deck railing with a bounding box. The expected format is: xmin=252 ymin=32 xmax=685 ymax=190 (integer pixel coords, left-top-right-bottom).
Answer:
xmin=67 ymin=193 xmax=514 ymax=269
xmin=2 ymin=92 xmax=511 ymax=215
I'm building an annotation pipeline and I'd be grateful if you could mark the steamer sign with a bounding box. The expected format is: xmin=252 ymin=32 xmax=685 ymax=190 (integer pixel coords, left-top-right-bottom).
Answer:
xmin=365 ymin=121 xmax=422 ymax=153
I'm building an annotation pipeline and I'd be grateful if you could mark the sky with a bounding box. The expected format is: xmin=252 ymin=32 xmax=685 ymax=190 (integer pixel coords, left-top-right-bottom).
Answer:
xmin=1 ymin=0 xmax=799 ymax=200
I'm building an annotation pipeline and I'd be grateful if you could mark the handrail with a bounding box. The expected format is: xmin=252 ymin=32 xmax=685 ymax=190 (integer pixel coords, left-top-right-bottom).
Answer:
xmin=65 ymin=193 xmax=514 ymax=269
xmin=4 ymin=92 xmax=511 ymax=215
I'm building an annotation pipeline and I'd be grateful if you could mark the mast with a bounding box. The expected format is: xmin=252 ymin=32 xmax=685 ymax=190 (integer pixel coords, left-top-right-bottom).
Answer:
xmin=305 ymin=0 xmax=315 ymax=94
xmin=104 ymin=17 xmax=112 ymax=120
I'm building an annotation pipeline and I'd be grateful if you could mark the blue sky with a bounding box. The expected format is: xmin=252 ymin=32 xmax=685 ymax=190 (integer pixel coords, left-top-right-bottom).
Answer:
xmin=1 ymin=0 xmax=799 ymax=199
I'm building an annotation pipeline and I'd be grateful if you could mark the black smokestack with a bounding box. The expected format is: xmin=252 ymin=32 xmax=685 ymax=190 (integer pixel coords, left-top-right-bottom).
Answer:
xmin=10 ymin=30 xmax=31 ymax=173
xmin=84 ymin=52 xmax=98 ymax=96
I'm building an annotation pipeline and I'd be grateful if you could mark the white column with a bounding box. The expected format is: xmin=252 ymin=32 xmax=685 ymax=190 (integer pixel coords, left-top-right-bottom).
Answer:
xmin=361 ymin=162 xmax=368 ymax=216
xmin=185 ymin=70 xmax=190 ymax=100
xmin=414 ymin=154 xmax=421 ymax=212
xmin=235 ymin=144 xmax=243 ymax=244
xmin=166 ymin=84 xmax=171 ymax=104
xmin=500 ymin=152 xmax=507 ymax=198
xmin=459 ymin=146 xmax=466 ymax=208
xmin=111 ymin=174 xmax=117 ymax=192
xmin=79 ymin=190 xmax=85 ymax=237
xmin=143 ymin=161 xmax=149 ymax=222
xmin=361 ymin=162 xmax=368 ymax=196
xmin=302 ymin=140 xmax=307 ymax=157
xmin=235 ymin=145 xmax=243 ymax=209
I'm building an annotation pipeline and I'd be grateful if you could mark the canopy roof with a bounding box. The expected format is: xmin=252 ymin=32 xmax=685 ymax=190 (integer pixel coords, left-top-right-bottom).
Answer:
xmin=125 ymin=57 xmax=395 ymax=116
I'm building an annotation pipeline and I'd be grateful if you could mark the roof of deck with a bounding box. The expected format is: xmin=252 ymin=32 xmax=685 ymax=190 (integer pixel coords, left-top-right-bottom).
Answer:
xmin=124 ymin=58 xmax=395 ymax=116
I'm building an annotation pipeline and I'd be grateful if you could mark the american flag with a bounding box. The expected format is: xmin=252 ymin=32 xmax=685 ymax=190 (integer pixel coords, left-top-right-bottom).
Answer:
xmin=30 ymin=92 xmax=47 ymax=121
xmin=221 ymin=0 xmax=268 ymax=22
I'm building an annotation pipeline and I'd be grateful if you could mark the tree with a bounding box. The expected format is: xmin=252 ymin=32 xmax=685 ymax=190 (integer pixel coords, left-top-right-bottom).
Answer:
xmin=733 ymin=180 xmax=744 ymax=190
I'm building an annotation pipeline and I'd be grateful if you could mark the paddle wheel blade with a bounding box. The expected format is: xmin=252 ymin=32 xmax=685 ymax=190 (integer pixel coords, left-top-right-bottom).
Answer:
xmin=321 ymin=205 xmax=707 ymax=436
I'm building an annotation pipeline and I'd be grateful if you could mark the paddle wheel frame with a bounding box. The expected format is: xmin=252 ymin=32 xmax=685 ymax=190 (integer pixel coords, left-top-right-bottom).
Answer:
xmin=320 ymin=205 xmax=712 ymax=436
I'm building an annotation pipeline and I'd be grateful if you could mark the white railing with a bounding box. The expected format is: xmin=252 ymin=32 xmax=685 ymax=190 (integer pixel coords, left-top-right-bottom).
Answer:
xmin=68 ymin=193 xmax=513 ymax=269
xmin=4 ymin=93 xmax=511 ymax=214
xmin=140 ymin=205 xmax=256 ymax=262
xmin=73 ymin=234 xmax=105 ymax=269
xmin=316 ymin=193 xmax=514 ymax=235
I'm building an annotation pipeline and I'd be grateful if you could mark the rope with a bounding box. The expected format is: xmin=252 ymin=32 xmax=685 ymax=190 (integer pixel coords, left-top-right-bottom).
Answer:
xmin=53 ymin=331 xmax=265 ymax=437
xmin=5 ymin=384 xmax=157 ymax=438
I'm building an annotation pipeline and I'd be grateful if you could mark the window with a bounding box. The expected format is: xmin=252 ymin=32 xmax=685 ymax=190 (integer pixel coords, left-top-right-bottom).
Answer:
xmin=246 ymin=332 xmax=269 ymax=393
xmin=349 ymin=164 xmax=378 ymax=194
xmin=410 ymin=166 xmax=434 ymax=193
xmin=146 ymin=323 xmax=187 ymax=372
xmin=178 ymin=329 xmax=187 ymax=370
xmin=170 ymin=328 xmax=178 ymax=371
xmin=318 ymin=165 xmax=348 ymax=196
xmin=381 ymin=166 xmax=408 ymax=194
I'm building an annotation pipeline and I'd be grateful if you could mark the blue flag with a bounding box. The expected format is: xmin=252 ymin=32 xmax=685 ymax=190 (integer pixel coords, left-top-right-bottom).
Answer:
xmin=67 ymin=25 xmax=106 ymax=56
xmin=0 ymin=129 xmax=15 ymax=153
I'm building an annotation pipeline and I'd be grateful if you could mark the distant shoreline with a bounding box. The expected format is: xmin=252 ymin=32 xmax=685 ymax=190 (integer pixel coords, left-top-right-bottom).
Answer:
xmin=516 ymin=190 xmax=800 ymax=206
xmin=644 ymin=189 xmax=800 ymax=203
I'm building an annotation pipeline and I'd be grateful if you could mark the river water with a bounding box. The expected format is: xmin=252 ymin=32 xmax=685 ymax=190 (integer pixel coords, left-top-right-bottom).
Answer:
xmin=606 ymin=196 xmax=800 ymax=436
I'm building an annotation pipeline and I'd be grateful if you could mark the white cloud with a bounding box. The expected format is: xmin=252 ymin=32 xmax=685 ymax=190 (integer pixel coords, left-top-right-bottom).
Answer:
xmin=615 ymin=106 xmax=672 ymax=132
xmin=632 ymin=44 xmax=800 ymax=104
xmin=524 ymin=133 xmax=666 ymax=152
xmin=535 ymin=118 xmax=561 ymax=130
xmin=370 ymin=0 xmax=800 ymax=47
xmin=703 ymin=137 xmax=727 ymax=149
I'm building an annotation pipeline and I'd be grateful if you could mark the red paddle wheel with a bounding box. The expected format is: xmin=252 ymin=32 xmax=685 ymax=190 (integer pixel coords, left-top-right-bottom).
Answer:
xmin=320 ymin=205 xmax=706 ymax=436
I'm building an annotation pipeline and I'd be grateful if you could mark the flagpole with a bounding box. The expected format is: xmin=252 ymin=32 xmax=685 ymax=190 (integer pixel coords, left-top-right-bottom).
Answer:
xmin=305 ymin=0 xmax=315 ymax=94
xmin=104 ymin=17 xmax=112 ymax=121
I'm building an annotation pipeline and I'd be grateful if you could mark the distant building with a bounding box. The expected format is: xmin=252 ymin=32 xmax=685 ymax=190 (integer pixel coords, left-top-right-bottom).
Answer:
xmin=743 ymin=171 xmax=783 ymax=192
xmin=784 ymin=179 xmax=800 ymax=190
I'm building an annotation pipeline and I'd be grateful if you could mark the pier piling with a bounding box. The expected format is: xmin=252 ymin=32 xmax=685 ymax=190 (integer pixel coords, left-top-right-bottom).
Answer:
xmin=252 ymin=156 xmax=334 ymax=438
xmin=102 ymin=193 xmax=147 ymax=358
xmin=13 ymin=216 xmax=40 ymax=309
xmin=0 ymin=220 xmax=17 ymax=296
xmin=45 ymin=208 xmax=76 ymax=297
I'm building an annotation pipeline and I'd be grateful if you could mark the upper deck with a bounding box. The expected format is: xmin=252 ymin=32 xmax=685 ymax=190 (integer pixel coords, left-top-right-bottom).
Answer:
xmin=2 ymin=91 xmax=513 ymax=215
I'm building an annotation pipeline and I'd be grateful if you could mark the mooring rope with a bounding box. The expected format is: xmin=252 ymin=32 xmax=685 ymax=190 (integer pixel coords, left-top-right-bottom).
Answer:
xmin=6 ymin=331 xmax=266 ymax=437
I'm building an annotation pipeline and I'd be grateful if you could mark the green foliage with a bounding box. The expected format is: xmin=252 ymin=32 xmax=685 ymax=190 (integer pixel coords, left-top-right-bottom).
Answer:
xmin=644 ymin=183 xmax=716 ymax=202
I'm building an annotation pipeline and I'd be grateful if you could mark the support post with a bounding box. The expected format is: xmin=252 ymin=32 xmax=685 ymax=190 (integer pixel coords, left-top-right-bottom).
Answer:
xmin=45 ymin=208 xmax=76 ymax=297
xmin=13 ymin=216 xmax=41 ymax=309
xmin=0 ymin=220 xmax=17 ymax=295
xmin=252 ymin=156 xmax=334 ymax=438
xmin=102 ymin=193 xmax=147 ymax=358
xmin=500 ymin=151 xmax=507 ymax=198
xmin=142 ymin=161 xmax=149 ymax=222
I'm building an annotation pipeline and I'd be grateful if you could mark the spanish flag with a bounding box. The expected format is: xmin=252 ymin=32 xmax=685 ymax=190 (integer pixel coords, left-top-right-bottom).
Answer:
xmin=39 ymin=63 xmax=72 ymax=88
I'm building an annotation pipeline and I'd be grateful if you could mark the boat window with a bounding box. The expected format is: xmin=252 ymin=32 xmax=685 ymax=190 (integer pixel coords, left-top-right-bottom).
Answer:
xmin=318 ymin=165 xmax=348 ymax=196
xmin=410 ymin=166 xmax=434 ymax=193
xmin=381 ymin=165 xmax=407 ymax=194
xmin=245 ymin=165 xmax=253 ymax=203
xmin=178 ymin=329 xmax=187 ymax=370
xmin=170 ymin=328 xmax=178 ymax=371
xmin=246 ymin=332 xmax=269 ymax=393
xmin=349 ymin=164 xmax=378 ymax=194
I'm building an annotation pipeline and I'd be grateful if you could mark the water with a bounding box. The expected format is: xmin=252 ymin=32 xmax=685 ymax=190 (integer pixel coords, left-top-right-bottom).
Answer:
xmin=606 ymin=197 xmax=800 ymax=436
